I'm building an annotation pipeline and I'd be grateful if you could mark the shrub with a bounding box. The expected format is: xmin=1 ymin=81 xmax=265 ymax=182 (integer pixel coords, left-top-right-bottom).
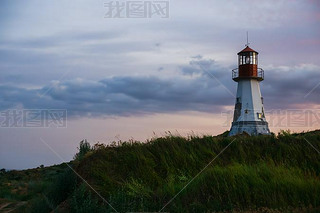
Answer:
xmin=70 ymin=184 xmax=106 ymax=213
xmin=46 ymin=167 xmax=77 ymax=206
xmin=74 ymin=140 xmax=92 ymax=161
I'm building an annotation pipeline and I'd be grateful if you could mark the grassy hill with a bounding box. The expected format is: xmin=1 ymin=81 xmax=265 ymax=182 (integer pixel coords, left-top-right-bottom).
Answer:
xmin=1 ymin=130 xmax=320 ymax=212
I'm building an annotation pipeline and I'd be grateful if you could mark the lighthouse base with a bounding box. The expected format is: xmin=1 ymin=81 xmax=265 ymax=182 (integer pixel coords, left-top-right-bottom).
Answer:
xmin=228 ymin=121 xmax=271 ymax=136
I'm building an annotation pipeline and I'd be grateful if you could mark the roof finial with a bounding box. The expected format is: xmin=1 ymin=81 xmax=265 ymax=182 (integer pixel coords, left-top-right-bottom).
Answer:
xmin=245 ymin=31 xmax=250 ymax=47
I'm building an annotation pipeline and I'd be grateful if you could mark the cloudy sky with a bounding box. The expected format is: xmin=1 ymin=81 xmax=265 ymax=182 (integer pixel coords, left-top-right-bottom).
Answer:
xmin=0 ymin=0 xmax=319 ymax=169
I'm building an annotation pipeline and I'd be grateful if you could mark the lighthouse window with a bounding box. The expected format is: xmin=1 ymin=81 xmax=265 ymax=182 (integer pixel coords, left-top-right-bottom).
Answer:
xmin=239 ymin=54 xmax=257 ymax=65
xmin=245 ymin=56 xmax=250 ymax=64
xmin=253 ymin=52 xmax=258 ymax=64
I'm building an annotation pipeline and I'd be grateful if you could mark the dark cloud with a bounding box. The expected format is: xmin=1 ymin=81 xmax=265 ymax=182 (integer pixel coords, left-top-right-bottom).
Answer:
xmin=0 ymin=58 xmax=235 ymax=117
xmin=262 ymin=65 xmax=320 ymax=109
xmin=0 ymin=60 xmax=319 ymax=117
xmin=0 ymin=30 xmax=123 ymax=49
xmin=180 ymin=57 xmax=229 ymax=79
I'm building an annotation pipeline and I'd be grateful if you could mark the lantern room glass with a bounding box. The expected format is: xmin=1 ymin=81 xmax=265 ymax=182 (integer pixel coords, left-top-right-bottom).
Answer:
xmin=239 ymin=52 xmax=258 ymax=65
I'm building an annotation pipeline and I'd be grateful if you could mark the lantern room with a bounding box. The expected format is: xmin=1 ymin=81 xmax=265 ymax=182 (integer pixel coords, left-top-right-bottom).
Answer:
xmin=232 ymin=46 xmax=264 ymax=82
xmin=238 ymin=46 xmax=258 ymax=65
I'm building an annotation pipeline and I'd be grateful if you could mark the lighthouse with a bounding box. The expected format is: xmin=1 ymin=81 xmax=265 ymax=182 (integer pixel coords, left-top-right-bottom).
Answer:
xmin=228 ymin=44 xmax=271 ymax=136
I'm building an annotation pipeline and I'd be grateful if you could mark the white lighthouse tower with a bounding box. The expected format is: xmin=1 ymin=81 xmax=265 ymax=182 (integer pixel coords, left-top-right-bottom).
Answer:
xmin=229 ymin=44 xmax=271 ymax=136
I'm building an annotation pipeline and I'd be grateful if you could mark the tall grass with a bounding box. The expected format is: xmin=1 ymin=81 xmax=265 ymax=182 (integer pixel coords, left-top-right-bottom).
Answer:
xmin=72 ymin=130 xmax=320 ymax=212
xmin=2 ymin=130 xmax=319 ymax=212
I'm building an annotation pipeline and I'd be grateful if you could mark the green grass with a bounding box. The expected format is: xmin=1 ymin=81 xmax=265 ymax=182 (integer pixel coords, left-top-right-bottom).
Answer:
xmin=1 ymin=130 xmax=320 ymax=212
xmin=74 ymin=130 xmax=320 ymax=212
xmin=0 ymin=163 xmax=73 ymax=212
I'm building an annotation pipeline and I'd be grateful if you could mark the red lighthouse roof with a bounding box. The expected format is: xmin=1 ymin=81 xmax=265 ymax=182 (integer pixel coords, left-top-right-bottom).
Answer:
xmin=237 ymin=46 xmax=258 ymax=55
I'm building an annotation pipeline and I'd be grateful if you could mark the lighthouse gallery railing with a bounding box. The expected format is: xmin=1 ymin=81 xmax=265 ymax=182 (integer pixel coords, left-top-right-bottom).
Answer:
xmin=232 ymin=68 xmax=264 ymax=81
